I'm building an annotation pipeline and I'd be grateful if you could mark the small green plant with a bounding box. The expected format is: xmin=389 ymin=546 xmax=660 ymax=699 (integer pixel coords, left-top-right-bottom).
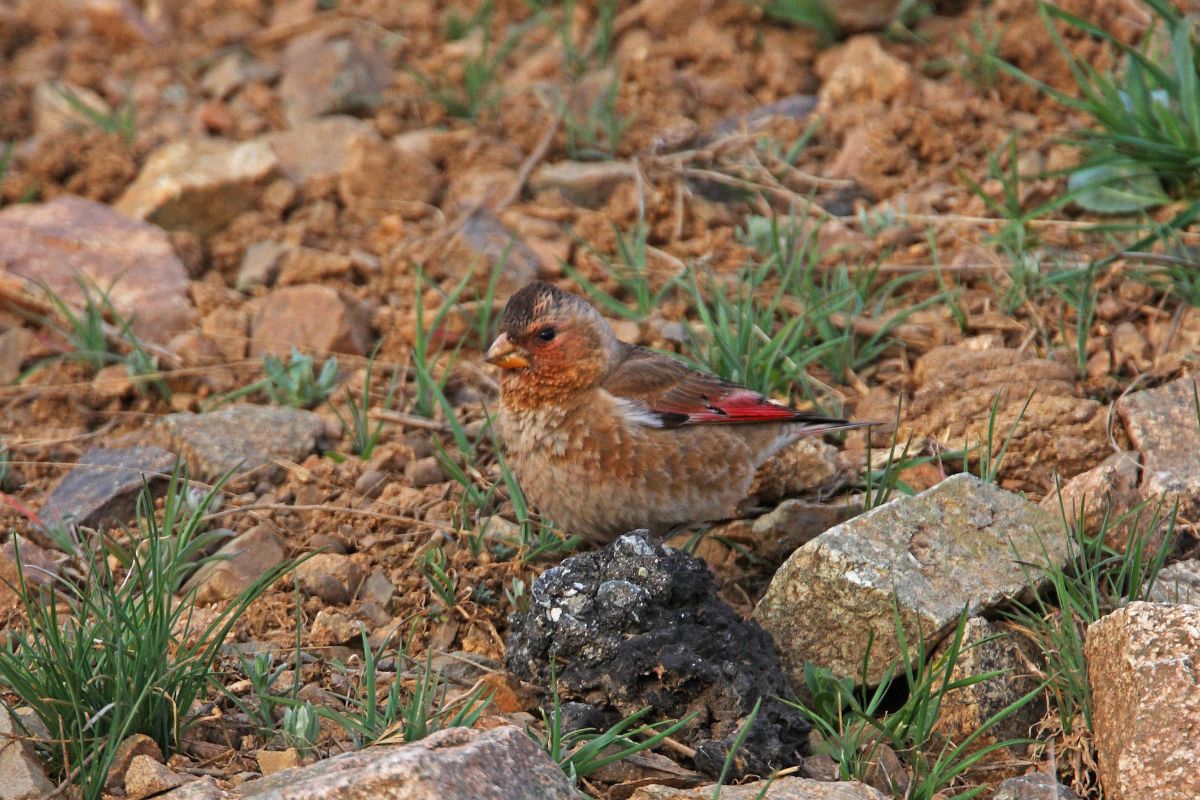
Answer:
xmin=975 ymin=390 xmax=1033 ymax=484
xmin=996 ymin=1 xmax=1199 ymax=212
xmin=37 ymin=277 xmax=119 ymax=372
xmin=757 ymin=0 xmax=839 ymax=46
xmin=557 ymin=0 xmax=618 ymax=79
xmin=954 ymin=12 xmax=1006 ymax=90
xmin=531 ymin=671 xmax=693 ymax=793
xmin=312 ymin=634 xmax=491 ymax=748
xmin=564 ymin=218 xmax=676 ymax=321
xmin=332 ymin=346 xmax=398 ymax=459
xmin=710 ymin=698 xmax=763 ymax=799
xmin=415 ymin=0 xmax=527 ymax=119
xmin=0 ymin=467 xmax=301 ymax=800
xmin=210 ymin=348 xmax=340 ymax=410
xmin=55 ymin=83 xmax=136 ymax=145
xmin=280 ymin=702 xmax=321 ymax=756
xmin=220 ymin=652 xmax=290 ymax=736
xmin=419 ymin=545 xmax=459 ymax=615
xmin=563 ymin=75 xmax=632 ymax=160
xmin=0 ymin=441 xmax=12 ymax=492
xmin=1047 ymin=263 xmax=1100 ymax=379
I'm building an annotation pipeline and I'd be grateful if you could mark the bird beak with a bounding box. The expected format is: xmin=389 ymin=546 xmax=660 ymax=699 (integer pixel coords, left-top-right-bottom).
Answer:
xmin=485 ymin=332 xmax=529 ymax=369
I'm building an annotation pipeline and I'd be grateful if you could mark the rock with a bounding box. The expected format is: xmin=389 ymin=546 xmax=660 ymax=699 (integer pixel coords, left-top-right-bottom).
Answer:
xmin=265 ymin=116 xmax=379 ymax=186
xmin=0 ymin=327 xmax=35 ymax=385
xmin=296 ymin=553 xmax=363 ymax=606
xmin=1146 ymin=559 xmax=1200 ymax=605
xmin=754 ymin=474 xmax=1069 ymax=686
xmin=0 ymin=196 xmax=196 ymax=343
xmin=992 ymin=774 xmax=1081 ymax=800
xmin=236 ymin=241 xmax=287 ymax=292
xmin=1086 ymin=602 xmax=1200 ymax=800
xmin=277 ymin=246 xmax=353 ymax=286
xmin=311 ymin=608 xmax=363 ymax=645
xmin=930 ymin=618 xmax=1042 ymax=777
xmin=507 ymin=532 xmax=810 ymax=778
xmin=529 ymin=161 xmax=637 ymax=207
xmin=0 ymin=705 xmax=55 ymax=798
xmin=353 ymin=469 xmax=387 ymax=499
xmin=248 ymin=284 xmax=371 ymax=358
xmin=338 ymin=134 xmax=441 ymax=219
xmin=183 ymin=524 xmax=286 ymax=604
xmin=31 ymin=80 xmax=112 ymax=139
xmin=0 ymin=535 xmax=61 ymax=610
xmin=1117 ymin=374 xmax=1200 ymax=521
xmin=39 ymin=446 xmax=178 ymax=530
xmin=82 ymin=0 xmax=162 ymax=43
xmin=441 ymin=209 xmax=540 ymax=295
xmin=1039 ymin=452 xmax=1142 ymax=550
xmin=405 ymin=456 xmax=445 ymax=488
xmin=161 ymin=404 xmax=325 ymax=480
xmin=750 ymin=438 xmax=842 ymax=502
xmin=358 ymin=568 xmax=396 ymax=609
xmin=125 ymin=755 xmax=188 ymax=800
xmin=106 ymin=734 xmax=164 ymax=793
xmin=116 ymin=137 xmax=281 ymax=237
xmin=201 ymin=52 xmax=277 ymax=99
xmin=902 ymin=343 xmax=1111 ymax=494
xmin=711 ymin=498 xmax=860 ymax=562
xmin=829 ymin=1 xmax=904 ymax=33
xmin=256 ymin=748 xmax=300 ymax=776
xmin=816 ymin=36 xmax=913 ymax=116
xmin=154 ymin=726 xmax=579 ymax=799
xmin=630 ymin=777 xmax=886 ymax=799
xmin=279 ymin=30 xmax=390 ymax=127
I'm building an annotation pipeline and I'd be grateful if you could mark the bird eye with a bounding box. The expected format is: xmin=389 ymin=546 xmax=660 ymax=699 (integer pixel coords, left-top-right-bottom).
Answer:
xmin=537 ymin=327 xmax=557 ymax=341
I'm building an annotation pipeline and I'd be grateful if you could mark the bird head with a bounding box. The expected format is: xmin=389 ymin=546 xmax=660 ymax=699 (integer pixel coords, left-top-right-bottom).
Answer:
xmin=487 ymin=281 xmax=619 ymax=404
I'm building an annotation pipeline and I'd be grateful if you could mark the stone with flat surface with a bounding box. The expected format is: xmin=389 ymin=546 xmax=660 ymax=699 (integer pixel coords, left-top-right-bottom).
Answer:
xmin=755 ymin=474 xmax=1069 ymax=686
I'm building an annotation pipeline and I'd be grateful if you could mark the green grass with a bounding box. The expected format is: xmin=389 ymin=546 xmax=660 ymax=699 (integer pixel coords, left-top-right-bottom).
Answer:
xmin=530 ymin=671 xmax=693 ymax=796
xmin=54 ymin=83 xmax=136 ymax=145
xmin=300 ymin=632 xmax=492 ymax=749
xmin=332 ymin=345 xmax=397 ymax=459
xmin=756 ymin=0 xmax=839 ymax=45
xmin=564 ymin=217 xmax=676 ymax=321
xmin=790 ymin=608 xmax=1042 ymax=799
xmin=0 ymin=467 xmax=301 ymax=800
xmin=563 ymin=73 xmax=632 ymax=161
xmin=1006 ymin=492 xmax=1176 ymax=737
xmin=995 ymin=0 xmax=1200 ymax=213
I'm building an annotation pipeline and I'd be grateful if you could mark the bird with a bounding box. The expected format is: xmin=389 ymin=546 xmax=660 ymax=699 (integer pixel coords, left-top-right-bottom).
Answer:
xmin=485 ymin=281 xmax=866 ymax=544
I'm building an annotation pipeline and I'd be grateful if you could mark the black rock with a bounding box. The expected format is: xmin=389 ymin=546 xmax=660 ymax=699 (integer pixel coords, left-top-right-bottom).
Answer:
xmin=506 ymin=531 xmax=810 ymax=778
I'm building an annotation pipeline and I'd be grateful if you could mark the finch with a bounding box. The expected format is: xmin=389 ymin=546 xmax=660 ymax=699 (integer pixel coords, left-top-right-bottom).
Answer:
xmin=486 ymin=281 xmax=862 ymax=543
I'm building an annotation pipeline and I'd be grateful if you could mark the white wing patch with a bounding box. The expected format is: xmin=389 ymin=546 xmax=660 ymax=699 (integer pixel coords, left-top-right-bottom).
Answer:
xmin=608 ymin=393 xmax=665 ymax=428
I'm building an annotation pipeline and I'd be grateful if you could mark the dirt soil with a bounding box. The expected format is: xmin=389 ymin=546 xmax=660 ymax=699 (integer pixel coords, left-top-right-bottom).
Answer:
xmin=0 ymin=0 xmax=1198 ymax=798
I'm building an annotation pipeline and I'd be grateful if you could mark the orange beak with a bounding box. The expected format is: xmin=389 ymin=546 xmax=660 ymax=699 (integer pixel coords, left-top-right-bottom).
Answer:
xmin=485 ymin=332 xmax=529 ymax=369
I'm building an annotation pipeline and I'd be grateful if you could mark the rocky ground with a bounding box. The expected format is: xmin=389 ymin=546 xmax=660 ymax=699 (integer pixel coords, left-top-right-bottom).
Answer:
xmin=1 ymin=0 xmax=1199 ymax=799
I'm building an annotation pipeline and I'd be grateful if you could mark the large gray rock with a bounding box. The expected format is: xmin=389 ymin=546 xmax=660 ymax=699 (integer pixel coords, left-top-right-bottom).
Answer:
xmin=153 ymin=726 xmax=580 ymax=799
xmin=116 ymin=137 xmax=281 ymax=237
xmin=992 ymin=774 xmax=1080 ymax=800
xmin=1086 ymin=602 xmax=1200 ymax=800
xmin=1118 ymin=374 xmax=1200 ymax=521
xmin=754 ymin=474 xmax=1070 ymax=686
xmin=0 ymin=196 xmax=195 ymax=343
xmin=40 ymin=446 xmax=178 ymax=530
xmin=160 ymin=404 xmax=325 ymax=480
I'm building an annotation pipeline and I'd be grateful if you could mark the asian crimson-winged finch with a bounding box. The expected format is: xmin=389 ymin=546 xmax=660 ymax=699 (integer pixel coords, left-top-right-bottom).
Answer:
xmin=486 ymin=281 xmax=863 ymax=544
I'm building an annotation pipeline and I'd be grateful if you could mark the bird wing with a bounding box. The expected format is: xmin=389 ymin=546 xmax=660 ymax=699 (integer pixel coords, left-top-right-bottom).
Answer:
xmin=602 ymin=344 xmax=856 ymax=430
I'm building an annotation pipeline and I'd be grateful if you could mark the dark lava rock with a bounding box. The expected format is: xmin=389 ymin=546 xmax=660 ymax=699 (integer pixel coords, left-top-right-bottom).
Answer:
xmin=506 ymin=531 xmax=810 ymax=778
xmin=40 ymin=446 xmax=178 ymax=530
